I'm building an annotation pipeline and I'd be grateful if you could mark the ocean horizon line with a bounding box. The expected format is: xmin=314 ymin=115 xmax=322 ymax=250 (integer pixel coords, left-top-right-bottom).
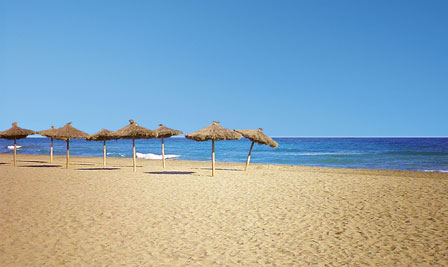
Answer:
xmin=25 ymin=135 xmax=448 ymax=139
xmin=271 ymin=136 xmax=448 ymax=138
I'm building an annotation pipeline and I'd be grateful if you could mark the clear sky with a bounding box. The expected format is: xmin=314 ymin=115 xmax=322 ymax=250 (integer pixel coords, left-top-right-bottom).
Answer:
xmin=1 ymin=0 xmax=447 ymax=136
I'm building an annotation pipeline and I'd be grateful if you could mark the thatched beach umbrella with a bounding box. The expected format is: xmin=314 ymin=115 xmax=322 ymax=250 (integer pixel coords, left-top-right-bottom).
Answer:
xmin=185 ymin=121 xmax=241 ymax=176
xmin=153 ymin=124 xmax=183 ymax=168
xmin=235 ymin=128 xmax=278 ymax=171
xmin=0 ymin=122 xmax=35 ymax=166
xmin=52 ymin=122 xmax=89 ymax=169
xmin=113 ymin=120 xmax=156 ymax=172
xmin=38 ymin=126 xmax=57 ymax=163
xmin=86 ymin=129 xmax=117 ymax=167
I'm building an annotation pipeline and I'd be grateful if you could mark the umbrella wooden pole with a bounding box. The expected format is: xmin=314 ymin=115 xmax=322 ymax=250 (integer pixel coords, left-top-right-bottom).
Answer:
xmin=132 ymin=138 xmax=136 ymax=172
xmin=50 ymin=138 xmax=54 ymax=163
xmin=13 ymin=138 xmax=17 ymax=166
xmin=103 ymin=140 xmax=107 ymax=167
xmin=212 ymin=140 xmax=215 ymax=177
xmin=161 ymin=137 xmax=166 ymax=169
xmin=66 ymin=139 xmax=70 ymax=169
xmin=245 ymin=141 xmax=255 ymax=172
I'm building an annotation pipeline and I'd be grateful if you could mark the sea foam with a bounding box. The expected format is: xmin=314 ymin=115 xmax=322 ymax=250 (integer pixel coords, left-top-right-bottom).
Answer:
xmin=136 ymin=152 xmax=180 ymax=160
xmin=289 ymin=152 xmax=364 ymax=156
xmin=423 ymin=170 xmax=448 ymax=173
xmin=107 ymin=152 xmax=125 ymax=157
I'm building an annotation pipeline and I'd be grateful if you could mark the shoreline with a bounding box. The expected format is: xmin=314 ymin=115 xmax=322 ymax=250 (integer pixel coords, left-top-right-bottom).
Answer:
xmin=2 ymin=137 xmax=447 ymax=173
xmin=1 ymin=152 xmax=447 ymax=179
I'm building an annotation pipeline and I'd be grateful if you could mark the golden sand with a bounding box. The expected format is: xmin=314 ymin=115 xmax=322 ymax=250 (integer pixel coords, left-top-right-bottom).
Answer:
xmin=1 ymin=154 xmax=447 ymax=265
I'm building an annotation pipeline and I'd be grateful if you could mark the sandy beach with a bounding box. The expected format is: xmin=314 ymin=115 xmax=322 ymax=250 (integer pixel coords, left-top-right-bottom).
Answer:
xmin=1 ymin=153 xmax=447 ymax=266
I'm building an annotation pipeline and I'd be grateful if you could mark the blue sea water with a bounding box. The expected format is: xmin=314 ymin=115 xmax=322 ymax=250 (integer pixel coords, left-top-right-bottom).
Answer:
xmin=1 ymin=137 xmax=447 ymax=172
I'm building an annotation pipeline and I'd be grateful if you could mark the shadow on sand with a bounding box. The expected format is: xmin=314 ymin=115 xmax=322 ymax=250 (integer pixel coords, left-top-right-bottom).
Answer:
xmin=77 ymin=167 xmax=120 ymax=171
xmin=18 ymin=160 xmax=47 ymax=164
xmin=20 ymin=164 xmax=61 ymax=168
xmin=145 ymin=171 xmax=195 ymax=175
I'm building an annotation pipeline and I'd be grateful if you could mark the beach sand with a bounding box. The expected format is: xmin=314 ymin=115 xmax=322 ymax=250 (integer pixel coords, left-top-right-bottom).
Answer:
xmin=1 ymin=153 xmax=447 ymax=266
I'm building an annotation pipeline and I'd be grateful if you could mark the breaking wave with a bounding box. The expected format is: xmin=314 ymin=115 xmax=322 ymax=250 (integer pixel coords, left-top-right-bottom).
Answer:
xmin=136 ymin=152 xmax=180 ymax=160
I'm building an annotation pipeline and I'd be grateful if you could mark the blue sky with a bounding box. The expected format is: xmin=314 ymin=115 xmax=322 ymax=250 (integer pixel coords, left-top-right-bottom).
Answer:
xmin=1 ymin=0 xmax=447 ymax=136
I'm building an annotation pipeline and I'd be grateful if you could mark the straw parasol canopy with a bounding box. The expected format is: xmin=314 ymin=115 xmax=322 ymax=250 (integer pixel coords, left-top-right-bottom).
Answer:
xmin=87 ymin=129 xmax=118 ymax=167
xmin=114 ymin=120 xmax=156 ymax=139
xmin=153 ymin=124 xmax=183 ymax=168
xmin=235 ymin=128 xmax=278 ymax=148
xmin=53 ymin=122 xmax=89 ymax=168
xmin=87 ymin=129 xmax=117 ymax=141
xmin=185 ymin=121 xmax=241 ymax=176
xmin=113 ymin=120 xmax=157 ymax=172
xmin=53 ymin=122 xmax=90 ymax=140
xmin=185 ymin=121 xmax=241 ymax=141
xmin=0 ymin=122 xmax=35 ymax=166
xmin=39 ymin=126 xmax=57 ymax=138
xmin=235 ymin=128 xmax=278 ymax=171
xmin=153 ymin=124 xmax=183 ymax=139
xmin=38 ymin=126 xmax=57 ymax=163
xmin=1 ymin=122 xmax=35 ymax=140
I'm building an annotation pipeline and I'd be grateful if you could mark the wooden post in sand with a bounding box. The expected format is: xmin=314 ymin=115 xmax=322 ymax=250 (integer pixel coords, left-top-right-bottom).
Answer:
xmin=245 ymin=141 xmax=255 ymax=172
xmin=113 ymin=120 xmax=155 ymax=173
xmin=153 ymin=124 xmax=182 ymax=169
xmin=185 ymin=121 xmax=241 ymax=177
xmin=161 ymin=137 xmax=166 ymax=169
xmin=66 ymin=139 xmax=70 ymax=169
xmin=235 ymin=128 xmax=278 ymax=172
xmin=51 ymin=122 xmax=89 ymax=169
xmin=211 ymin=140 xmax=215 ymax=177
xmin=103 ymin=140 xmax=107 ymax=167
xmin=13 ymin=138 xmax=17 ymax=166
xmin=132 ymin=138 xmax=136 ymax=172
xmin=50 ymin=138 xmax=54 ymax=163
xmin=1 ymin=122 xmax=35 ymax=166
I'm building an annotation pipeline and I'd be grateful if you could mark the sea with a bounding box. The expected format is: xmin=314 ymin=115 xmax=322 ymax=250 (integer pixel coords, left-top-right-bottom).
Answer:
xmin=1 ymin=137 xmax=447 ymax=173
